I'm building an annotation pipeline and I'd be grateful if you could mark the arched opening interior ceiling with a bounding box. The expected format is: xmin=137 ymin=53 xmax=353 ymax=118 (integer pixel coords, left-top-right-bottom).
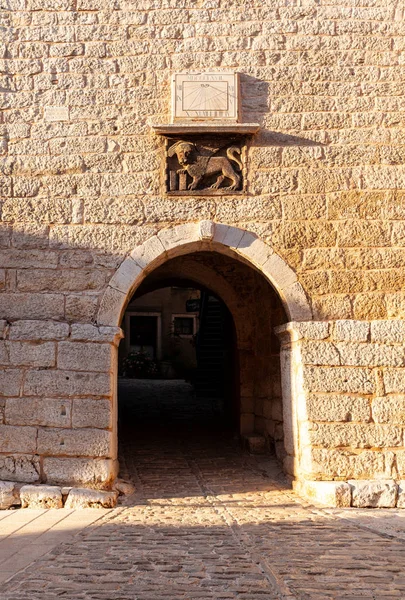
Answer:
xmin=97 ymin=222 xmax=312 ymax=327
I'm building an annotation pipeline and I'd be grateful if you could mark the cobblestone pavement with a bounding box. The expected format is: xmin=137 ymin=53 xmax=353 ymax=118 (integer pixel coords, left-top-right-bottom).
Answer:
xmin=2 ymin=380 xmax=405 ymax=599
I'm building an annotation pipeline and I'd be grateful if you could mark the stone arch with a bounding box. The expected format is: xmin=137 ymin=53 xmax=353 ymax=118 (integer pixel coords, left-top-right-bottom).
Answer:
xmin=96 ymin=221 xmax=312 ymax=327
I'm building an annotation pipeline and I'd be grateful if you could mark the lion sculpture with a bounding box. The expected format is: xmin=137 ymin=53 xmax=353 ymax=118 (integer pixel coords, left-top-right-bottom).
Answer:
xmin=168 ymin=141 xmax=243 ymax=191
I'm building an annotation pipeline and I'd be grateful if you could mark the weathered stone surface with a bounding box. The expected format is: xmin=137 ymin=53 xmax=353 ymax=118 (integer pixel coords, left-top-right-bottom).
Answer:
xmin=371 ymin=320 xmax=405 ymax=344
xmin=0 ymin=480 xmax=18 ymax=509
xmin=70 ymin=324 xmax=123 ymax=343
xmin=303 ymin=366 xmax=375 ymax=394
xmin=309 ymin=423 xmax=403 ymax=449
xmin=0 ymin=425 xmax=37 ymax=453
xmin=72 ymin=398 xmax=111 ymax=429
xmin=243 ymin=434 xmax=267 ymax=455
xmin=301 ymin=341 xmax=340 ymax=366
xmin=306 ymin=448 xmax=393 ymax=480
xmin=64 ymin=487 xmax=117 ymax=509
xmin=3 ymin=0 xmax=405 ymax=494
xmin=333 ymin=320 xmax=370 ymax=342
xmin=24 ymin=369 xmax=111 ymax=397
xmin=9 ymin=320 xmax=69 ymax=341
xmin=307 ymin=394 xmax=371 ymax=423
xmin=397 ymin=481 xmax=405 ymax=508
xmin=44 ymin=457 xmax=117 ymax=487
xmin=0 ymin=369 xmax=23 ymax=397
xmin=20 ymin=484 xmax=63 ymax=509
xmin=113 ymin=478 xmax=135 ymax=496
xmin=349 ymin=480 xmax=398 ymax=508
xmin=8 ymin=341 xmax=56 ymax=367
xmin=37 ymin=428 xmax=111 ymax=457
xmin=0 ymin=294 xmax=64 ymax=320
xmin=296 ymin=480 xmax=351 ymax=508
xmin=0 ymin=455 xmax=40 ymax=483
xmin=57 ymin=342 xmax=113 ymax=372
xmin=5 ymin=398 xmax=71 ymax=427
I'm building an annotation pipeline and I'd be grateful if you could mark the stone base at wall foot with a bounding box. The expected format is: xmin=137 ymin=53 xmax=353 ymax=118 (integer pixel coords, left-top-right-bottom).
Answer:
xmin=296 ymin=478 xmax=405 ymax=508
xmin=294 ymin=480 xmax=352 ymax=508
xmin=64 ymin=488 xmax=118 ymax=509
xmin=0 ymin=481 xmax=119 ymax=509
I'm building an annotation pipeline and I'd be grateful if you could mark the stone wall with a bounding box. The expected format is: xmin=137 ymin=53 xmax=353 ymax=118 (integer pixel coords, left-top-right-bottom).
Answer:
xmin=0 ymin=320 xmax=121 ymax=487
xmin=1 ymin=0 xmax=405 ymax=496
xmin=277 ymin=320 xmax=405 ymax=484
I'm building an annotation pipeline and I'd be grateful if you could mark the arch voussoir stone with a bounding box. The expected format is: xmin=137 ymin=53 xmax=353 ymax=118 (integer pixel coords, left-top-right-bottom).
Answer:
xmin=97 ymin=222 xmax=312 ymax=327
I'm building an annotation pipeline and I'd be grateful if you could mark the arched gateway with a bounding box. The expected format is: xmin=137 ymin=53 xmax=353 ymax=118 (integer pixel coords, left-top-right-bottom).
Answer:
xmin=96 ymin=221 xmax=313 ymax=488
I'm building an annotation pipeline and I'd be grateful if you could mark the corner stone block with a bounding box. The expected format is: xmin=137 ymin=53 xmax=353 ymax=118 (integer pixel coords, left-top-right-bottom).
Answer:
xmin=20 ymin=485 xmax=63 ymax=509
xmin=295 ymin=480 xmax=351 ymax=508
xmin=0 ymin=481 xmax=18 ymax=509
xmin=296 ymin=321 xmax=330 ymax=340
xmin=64 ymin=487 xmax=118 ymax=509
xmin=43 ymin=457 xmax=117 ymax=487
xmin=349 ymin=480 xmax=398 ymax=508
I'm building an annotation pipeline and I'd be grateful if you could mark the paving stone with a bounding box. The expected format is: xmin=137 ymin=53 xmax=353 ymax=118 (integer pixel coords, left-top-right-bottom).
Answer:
xmin=3 ymin=381 xmax=405 ymax=599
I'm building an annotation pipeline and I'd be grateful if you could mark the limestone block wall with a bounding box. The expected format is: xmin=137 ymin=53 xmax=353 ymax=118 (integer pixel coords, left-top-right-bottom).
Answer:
xmin=0 ymin=320 xmax=121 ymax=486
xmin=1 ymin=0 xmax=405 ymax=492
xmin=278 ymin=321 xmax=405 ymax=483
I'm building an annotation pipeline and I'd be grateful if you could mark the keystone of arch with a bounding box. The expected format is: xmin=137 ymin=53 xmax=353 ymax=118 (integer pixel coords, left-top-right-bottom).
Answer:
xmin=97 ymin=222 xmax=312 ymax=327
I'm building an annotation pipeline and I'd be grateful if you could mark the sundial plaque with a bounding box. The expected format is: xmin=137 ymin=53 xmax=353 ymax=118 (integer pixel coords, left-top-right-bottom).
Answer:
xmin=172 ymin=72 xmax=239 ymax=121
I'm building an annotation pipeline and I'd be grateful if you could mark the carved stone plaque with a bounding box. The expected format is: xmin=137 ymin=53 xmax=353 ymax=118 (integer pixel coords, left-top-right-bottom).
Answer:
xmin=164 ymin=135 xmax=246 ymax=195
xmin=172 ymin=72 xmax=239 ymax=121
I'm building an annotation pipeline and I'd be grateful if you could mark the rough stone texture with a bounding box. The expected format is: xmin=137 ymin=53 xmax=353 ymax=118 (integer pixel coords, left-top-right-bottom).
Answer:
xmin=64 ymin=487 xmax=118 ymax=509
xmin=349 ymin=480 xmax=398 ymax=509
xmin=0 ymin=455 xmax=40 ymax=483
xmin=296 ymin=480 xmax=351 ymax=508
xmin=43 ymin=457 xmax=117 ymax=488
xmin=0 ymin=480 xmax=18 ymax=509
xmin=20 ymin=485 xmax=63 ymax=509
xmin=1 ymin=0 xmax=405 ymax=493
xmin=397 ymin=481 xmax=405 ymax=509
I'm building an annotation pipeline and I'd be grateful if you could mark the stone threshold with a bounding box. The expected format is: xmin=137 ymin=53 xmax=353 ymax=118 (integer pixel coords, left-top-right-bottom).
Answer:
xmin=295 ymin=479 xmax=405 ymax=508
xmin=0 ymin=479 xmax=135 ymax=510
